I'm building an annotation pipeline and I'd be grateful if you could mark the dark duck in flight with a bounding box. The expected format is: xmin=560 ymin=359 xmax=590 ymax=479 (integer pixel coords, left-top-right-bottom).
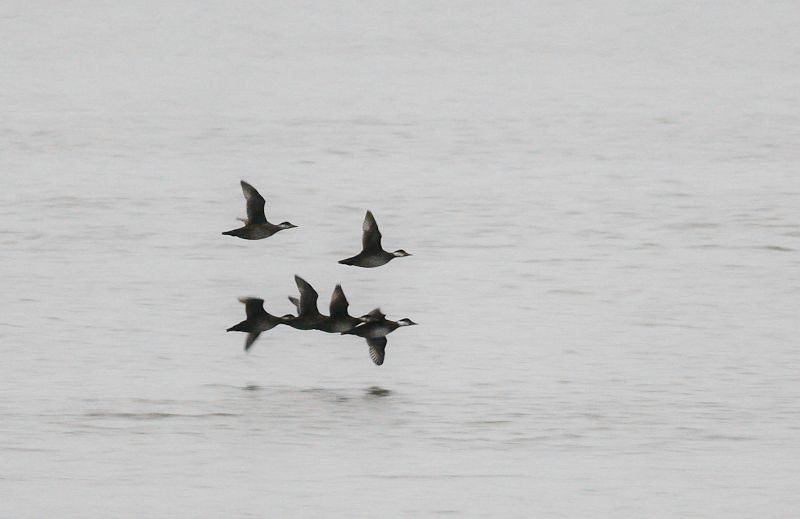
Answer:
xmin=226 ymin=297 xmax=293 ymax=352
xmin=287 ymin=281 xmax=366 ymax=333
xmin=342 ymin=311 xmax=417 ymax=365
xmin=338 ymin=210 xmax=411 ymax=268
xmin=324 ymin=284 xmax=366 ymax=333
xmin=285 ymin=275 xmax=330 ymax=331
xmin=222 ymin=180 xmax=297 ymax=240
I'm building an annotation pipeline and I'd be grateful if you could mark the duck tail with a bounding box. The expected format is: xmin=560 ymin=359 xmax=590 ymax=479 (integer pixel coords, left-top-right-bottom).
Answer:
xmin=227 ymin=320 xmax=251 ymax=333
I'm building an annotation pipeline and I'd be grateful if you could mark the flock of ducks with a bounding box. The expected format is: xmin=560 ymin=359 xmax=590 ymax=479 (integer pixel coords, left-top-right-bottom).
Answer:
xmin=223 ymin=181 xmax=416 ymax=366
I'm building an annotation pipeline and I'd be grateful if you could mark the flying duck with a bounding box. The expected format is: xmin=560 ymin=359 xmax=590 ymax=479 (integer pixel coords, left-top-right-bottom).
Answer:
xmin=342 ymin=311 xmax=417 ymax=365
xmin=287 ymin=281 xmax=366 ymax=333
xmin=226 ymin=297 xmax=293 ymax=351
xmin=338 ymin=210 xmax=411 ymax=268
xmin=284 ymin=275 xmax=329 ymax=331
xmin=325 ymin=284 xmax=366 ymax=333
xmin=222 ymin=180 xmax=297 ymax=240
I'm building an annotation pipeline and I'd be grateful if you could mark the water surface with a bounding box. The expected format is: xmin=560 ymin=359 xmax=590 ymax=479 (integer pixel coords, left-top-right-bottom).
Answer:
xmin=2 ymin=1 xmax=799 ymax=517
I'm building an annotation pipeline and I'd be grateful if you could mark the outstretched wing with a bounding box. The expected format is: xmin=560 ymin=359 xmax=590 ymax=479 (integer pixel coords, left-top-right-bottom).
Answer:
xmin=244 ymin=332 xmax=261 ymax=352
xmin=287 ymin=296 xmax=300 ymax=311
xmin=367 ymin=337 xmax=387 ymax=366
xmin=329 ymin=284 xmax=350 ymax=318
xmin=238 ymin=297 xmax=266 ymax=320
xmin=294 ymin=275 xmax=319 ymax=316
xmin=240 ymin=180 xmax=268 ymax=224
xmin=361 ymin=210 xmax=383 ymax=252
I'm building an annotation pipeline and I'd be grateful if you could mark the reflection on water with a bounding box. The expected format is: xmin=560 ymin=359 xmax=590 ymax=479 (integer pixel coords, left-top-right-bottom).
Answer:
xmin=366 ymin=386 xmax=392 ymax=397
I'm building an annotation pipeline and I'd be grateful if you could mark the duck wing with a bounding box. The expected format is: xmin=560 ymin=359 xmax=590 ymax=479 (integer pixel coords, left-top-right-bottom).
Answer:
xmin=294 ymin=275 xmax=319 ymax=316
xmin=362 ymin=307 xmax=385 ymax=322
xmin=287 ymin=296 xmax=300 ymax=311
xmin=361 ymin=210 xmax=383 ymax=252
xmin=329 ymin=284 xmax=350 ymax=318
xmin=240 ymin=180 xmax=268 ymax=224
xmin=367 ymin=337 xmax=387 ymax=365
xmin=244 ymin=332 xmax=261 ymax=352
xmin=238 ymin=297 xmax=266 ymax=320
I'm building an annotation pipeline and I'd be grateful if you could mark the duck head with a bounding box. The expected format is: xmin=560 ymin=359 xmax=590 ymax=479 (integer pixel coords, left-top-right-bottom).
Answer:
xmin=279 ymin=221 xmax=298 ymax=229
xmin=392 ymin=249 xmax=412 ymax=258
xmin=397 ymin=318 xmax=417 ymax=326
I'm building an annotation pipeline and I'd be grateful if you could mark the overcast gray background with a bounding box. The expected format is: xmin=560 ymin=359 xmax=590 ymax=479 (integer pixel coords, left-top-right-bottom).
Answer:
xmin=2 ymin=1 xmax=800 ymax=517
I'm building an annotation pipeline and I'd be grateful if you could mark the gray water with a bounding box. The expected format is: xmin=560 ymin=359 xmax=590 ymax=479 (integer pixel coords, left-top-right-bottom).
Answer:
xmin=2 ymin=1 xmax=800 ymax=517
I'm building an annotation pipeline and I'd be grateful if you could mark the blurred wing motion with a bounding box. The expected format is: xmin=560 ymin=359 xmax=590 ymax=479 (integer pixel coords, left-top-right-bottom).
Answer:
xmin=239 ymin=297 xmax=266 ymax=319
xmin=244 ymin=332 xmax=261 ymax=352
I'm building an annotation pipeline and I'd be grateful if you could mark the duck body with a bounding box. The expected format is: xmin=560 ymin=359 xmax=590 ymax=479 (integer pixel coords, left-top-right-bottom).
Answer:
xmin=343 ymin=319 xmax=401 ymax=339
xmin=338 ymin=210 xmax=410 ymax=268
xmin=322 ymin=284 xmax=365 ymax=332
xmin=284 ymin=275 xmax=330 ymax=332
xmin=342 ymin=315 xmax=417 ymax=365
xmin=286 ymin=280 xmax=366 ymax=333
xmin=222 ymin=223 xmax=287 ymax=240
xmin=227 ymin=312 xmax=286 ymax=335
xmin=222 ymin=180 xmax=297 ymax=240
xmin=324 ymin=315 xmax=364 ymax=333
xmin=338 ymin=250 xmax=396 ymax=268
xmin=285 ymin=313 xmax=329 ymax=331
xmin=227 ymin=298 xmax=292 ymax=351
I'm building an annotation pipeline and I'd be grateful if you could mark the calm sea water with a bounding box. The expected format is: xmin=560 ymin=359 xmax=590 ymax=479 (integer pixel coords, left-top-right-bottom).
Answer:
xmin=2 ymin=1 xmax=800 ymax=517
